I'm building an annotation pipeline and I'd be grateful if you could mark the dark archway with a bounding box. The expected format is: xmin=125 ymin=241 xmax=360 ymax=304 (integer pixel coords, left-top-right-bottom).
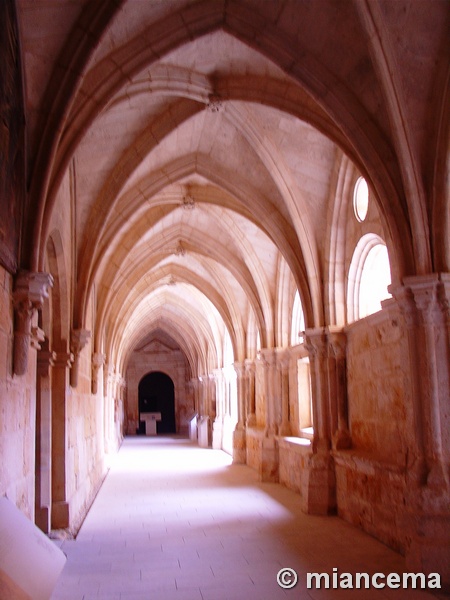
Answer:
xmin=138 ymin=372 xmax=176 ymax=434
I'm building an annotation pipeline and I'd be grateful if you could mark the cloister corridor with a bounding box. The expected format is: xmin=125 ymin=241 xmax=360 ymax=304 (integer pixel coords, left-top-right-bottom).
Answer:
xmin=1 ymin=1 xmax=448 ymax=597
xmin=50 ymin=437 xmax=446 ymax=600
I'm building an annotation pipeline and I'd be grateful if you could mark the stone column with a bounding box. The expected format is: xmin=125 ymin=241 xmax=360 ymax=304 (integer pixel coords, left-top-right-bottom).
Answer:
xmin=13 ymin=271 xmax=53 ymax=376
xmin=232 ymin=362 xmax=246 ymax=463
xmin=206 ymin=374 xmax=215 ymax=420
xmin=191 ymin=378 xmax=200 ymax=415
xmin=258 ymin=349 xmax=280 ymax=481
xmin=197 ymin=376 xmax=210 ymax=447
xmin=70 ymin=328 xmax=90 ymax=387
xmin=35 ymin=343 xmax=56 ymax=533
xmin=390 ymin=274 xmax=450 ymax=582
xmin=233 ymin=362 xmax=246 ymax=430
xmin=261 ymin=348 xmax=278 ymax=436
xmin=277 ymin=349 xmax=291 ymax=437
xmin=327 ymin=329 xmax=351 ymax=450
xmin=304 ymin=329 xmax=330 ymax=453
xmin=117 ymin=375 xmax=126 ymax=442
xmin=244 ymin=359 xmax=256 ymax=427
xmin=212 ymin=369 xmax=224 ymax=449
xmin=104 ymin=364 xmax=116 ymax=453
xmin=91 ymin=352 xmax=106 ymax=394
xmin=51 ymin=351 xmax=73 ymax=529
xmin=304 ymin=328 xmax=336 ymax=515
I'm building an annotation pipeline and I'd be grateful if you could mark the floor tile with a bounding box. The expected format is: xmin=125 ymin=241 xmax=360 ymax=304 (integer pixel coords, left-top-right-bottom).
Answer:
xmin=50 ymin=437 xmax=444 ymax=600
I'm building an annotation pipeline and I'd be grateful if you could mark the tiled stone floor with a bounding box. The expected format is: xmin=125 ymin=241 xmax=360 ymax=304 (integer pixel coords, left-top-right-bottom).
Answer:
xmin=51 ymin=437 xmax=447 ymax=600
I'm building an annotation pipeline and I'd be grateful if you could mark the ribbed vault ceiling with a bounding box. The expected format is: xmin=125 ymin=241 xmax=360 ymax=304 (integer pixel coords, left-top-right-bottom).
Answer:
xmin=17 ymin=0 xmax=449 ymax=377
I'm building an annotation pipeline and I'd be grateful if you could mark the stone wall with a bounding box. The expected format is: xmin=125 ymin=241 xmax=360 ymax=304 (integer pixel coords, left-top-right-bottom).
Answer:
xmin=65 ymin=320 xmax=106 ymax=532
xmin=278 ymin=437 xmax=312 ymax=508
xmin=0 ymin=266 xmax=37 ymax=519
xmin=336 ymin=305 xmax=411 ymax=552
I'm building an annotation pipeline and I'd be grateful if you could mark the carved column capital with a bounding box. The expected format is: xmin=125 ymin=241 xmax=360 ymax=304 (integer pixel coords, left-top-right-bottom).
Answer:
xmin=53 ymin=351 xmax=74 ymax=369
xmin=30 ymin=326 xmax=45 ymax=350
xmin=233 ymin=361 xmax=245 ymax=378
xmin=437 ymin=273 xmax=450 ymax=320
xmin=37 ymin=349 xmax=57 ymax=377
xmin=405 ymin=275 xmax=441 ymax=326
xmin=212 ymin=368 xmax=223 ymax=383
xmin=91 ymin=352 xmax=106 ymax=394
xmin=70 ymin=329 xmax=91 ymax=355
xmin=13 ymin=271 xmax=53 ymax=376
xmin=276 ymin=348 xmax=291 ymax=370
xmin=244 ymin=358 xmax=255 ymax=375
xmin=390 ymin=274 xmax=449 ymax=328
xmin=13 ymin=270 xmax=54 ymax=311
xmin=304 ymin=328 xmax=327 ymax=358
xmin=260 ymin=347 xmax=276 ymax=367
xmin=92 ymin=352 xmax=106 ymax=368
xmin=327 ymin=329 xmax=347 ymax=360
xmin=70 ymin=328 xmax=91 ymax=387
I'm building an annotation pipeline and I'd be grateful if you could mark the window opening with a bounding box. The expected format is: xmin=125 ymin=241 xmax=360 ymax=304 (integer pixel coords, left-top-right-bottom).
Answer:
xmin=359 ymin=243 xmax=391 ymax=318
xmin=290 ymin=290 xmax=305 ymax=346
xmin=297 ymin=357 xmax=313 ymax=435
xmin=347 ymin=234 xmax=392 ymax=321
xmin=353 ymin=177 xmax=369 ymax=222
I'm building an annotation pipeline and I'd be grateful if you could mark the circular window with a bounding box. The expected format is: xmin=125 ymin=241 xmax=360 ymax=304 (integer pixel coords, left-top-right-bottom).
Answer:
xmin=353 ymin=177 xmax=369 ymax=222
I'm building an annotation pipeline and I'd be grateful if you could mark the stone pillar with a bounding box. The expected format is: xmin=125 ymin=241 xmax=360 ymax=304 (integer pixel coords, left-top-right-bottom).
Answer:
xmin=198 ymin=376 xmax=205 ymax=416
xmin=244 ymin=359 xmax=256 ymax=427
xmin=390 ymin=273 xmax=450 ymax=582
xmin=224 ymin=371 xmax=230 ymax=417
xmin=304 ymin=329 xmax=330 ymax=452
xmin=111 ymin=374 xmax=125 ymax=445
xmin=51 ymin=351 xmax=73 ymax=529
xmin=260 ymin=348 xmax=278 ymax=436
xmin=70 ymin=328 xmax=90 ymax=387
xmin=35 ymin=343 xmax=56 ymax=533
xmin=207 ymin=374 xmax=216 ymax=419
xmin=13 ymin=271 xmax=53 ymax=376
xmin=197 ymin=376 xmax=211 ymax=447
xmin=191 ymin=378 xmax=200 ymax=415
xmin=212 ymin=369 xmax=224 ymax=449
xmin=91 ymin=352 xmax=105 ymax=394
xmin=277 ymin=349 xmax=291 ymax=437
xmin=327 ymin=329 xmax=351 ymax=450
xmin=304 ymin=328 xmax=336 ymax=515
xmin=232 ymin=362 xmax=246 ymax=463
xmin=233 ymin=362 xmax=246 ymax=429
xmin=258 ymin=349 xmax=280 ymax=482
xmin=104 ymin=364 xmax=116 ymax=453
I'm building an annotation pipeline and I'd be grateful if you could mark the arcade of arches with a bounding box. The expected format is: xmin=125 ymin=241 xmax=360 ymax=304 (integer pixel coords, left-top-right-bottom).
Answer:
xmin=0 ymin=0 xmax=449 ymax=586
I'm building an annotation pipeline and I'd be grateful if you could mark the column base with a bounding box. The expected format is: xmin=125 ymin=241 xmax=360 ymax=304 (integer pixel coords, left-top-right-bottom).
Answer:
xmin=332 ymin=429 xmax=352 ymax=450
xmin=35 ymin=505 xmax=50 ymax=534
xmin=51 ymin=501 xmax=70 ymax=529
xmin=404 ymin=483 xmax=450 ymax=590
xmin=212 ymin=417 xmax=223 ymax=449
xmin=197 ymin=416 xmax=210 ymax=448
xmin=304 ymin=453 xmax=336 ymax=515
xmin=246 ymin=413 xmax=256 ymax=427
xmin=232 ymin=428 xmax=247 ymax=464
xmin=260 ymin=435 xmax=279 ymax=482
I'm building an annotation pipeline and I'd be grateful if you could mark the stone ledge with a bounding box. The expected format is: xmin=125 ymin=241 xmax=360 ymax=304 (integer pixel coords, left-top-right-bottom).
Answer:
xmin=333 ymin=449 xmax=406 ymax=476
xmin=278 ymin=436 xmax=312 ymax=453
